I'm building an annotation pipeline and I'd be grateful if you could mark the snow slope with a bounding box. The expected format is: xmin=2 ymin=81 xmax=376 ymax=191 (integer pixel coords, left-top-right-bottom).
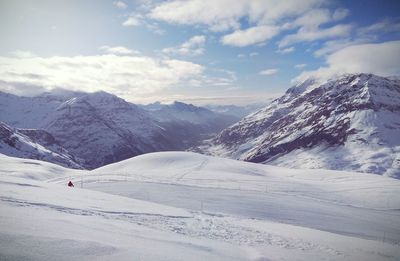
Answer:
xmin=202 ymin=74 xmax=400 ymax=178
xmin=90 ymin=152 xmax=400 ymax=211
xmin=1 ymin=152 xmax=398 ymax=260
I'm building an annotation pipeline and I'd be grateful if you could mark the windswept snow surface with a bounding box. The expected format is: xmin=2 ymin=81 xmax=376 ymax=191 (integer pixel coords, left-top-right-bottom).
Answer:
xmin=1 ymin=152 xmax=400 ymax=260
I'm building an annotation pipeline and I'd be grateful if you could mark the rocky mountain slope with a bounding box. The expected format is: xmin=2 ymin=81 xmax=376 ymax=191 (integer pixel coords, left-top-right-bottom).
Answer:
xmin=40 ymin=92 xmax=177 ymax=169
xmin=0 ymin=122 xmax=82 ymax=169
xmin=0 ymin=90 xmax=238 ymax=169
xmin=202 ymin=74 xmax=400 ymax=178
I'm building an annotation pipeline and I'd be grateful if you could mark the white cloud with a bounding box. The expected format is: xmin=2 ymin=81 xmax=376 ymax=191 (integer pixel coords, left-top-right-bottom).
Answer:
xmin=114 ymin=1 xmax=127 ymax=9
xmin=278 ymin=7 xmax=351 ymax=48
xmin=294 ymin=41 xmax=400 ymax=82
xmin=149 ymin=0 xmax=325 ymax=32
xmin=0 ymin=54 xmax=204 ymax=101
xmin=314 ymin=18 xmax=400 ymax=57
xmin=145 ymin=22 xmax=165 ymax=35
xmin=283 ymin=8 xmax=349 ymax=30
xmin=99 ymin=46 xmax=140 ymax=55
xmin=237 ymin=52 xmax=259 ymax=58
xmin=9 ymin=50 xmax=37 ymax=58
xmin=259 ymin=68 xmax=279 ymax=76
xmin=147 ymin=0 xmax=355 ymax=48
xmin=357 ymin=18 xmax=400 ymax=40
xmin=122 ymin=13 xmax=166 ymax=34
xmin=203 ymin=68 xmax=237 ymax=87
xmin=122 ymin=14 xmax=143 ymax=27
xmin=287 ymin=9 xmax=331 ymax=28
xmin=221 ymin=25 xmax=279 ymax=47
xmin=313 ymin=38 xmax=358 ymax=57
xmin=332 ymin=8 xmax=349 ymax=21
xmin=163 ymin=35 xmax=206 ymax=56
xmin=279 ymin=24 xmax=352 ymax=48
xmin=149 ymin=0 xmax=246 ymax=32
xmin=277 ymin=46 xmax=295 ymax=54
xmin=295 ymin=64 xmax=307 ymax=69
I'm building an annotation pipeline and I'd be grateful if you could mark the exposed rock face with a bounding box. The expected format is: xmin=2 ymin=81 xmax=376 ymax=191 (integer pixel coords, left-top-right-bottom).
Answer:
xmin=202 ymin=74 xmax=400 ymax=178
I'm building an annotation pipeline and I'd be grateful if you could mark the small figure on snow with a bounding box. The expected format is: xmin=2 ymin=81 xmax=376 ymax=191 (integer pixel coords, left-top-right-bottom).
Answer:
xmin=68 ymin=181 xmax=74 ymax=187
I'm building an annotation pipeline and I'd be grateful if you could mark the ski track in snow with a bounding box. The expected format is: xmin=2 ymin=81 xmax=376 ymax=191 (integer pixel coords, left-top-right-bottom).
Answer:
xmin=116 ymin=213 xmax=344 ymax=257
xmin=0 ymin=193 xmax=344 ymax=259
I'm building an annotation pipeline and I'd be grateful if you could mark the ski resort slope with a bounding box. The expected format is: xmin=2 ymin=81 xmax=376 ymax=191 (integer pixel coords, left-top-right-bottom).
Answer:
xmin=1 ymin=152 xmax=400 ymax=260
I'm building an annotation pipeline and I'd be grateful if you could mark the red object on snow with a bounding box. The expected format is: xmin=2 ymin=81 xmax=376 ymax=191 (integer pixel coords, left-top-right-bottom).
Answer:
xmin=68 ymin=181 xmax=74 ymax=187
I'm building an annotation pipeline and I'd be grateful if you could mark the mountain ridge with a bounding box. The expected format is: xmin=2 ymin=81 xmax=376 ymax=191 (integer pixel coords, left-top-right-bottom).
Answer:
xmin=0 ymin=121 xmax=83 ymax=169
xmin=201 ymin=73 xmax=400 ymax=178
xmin=0 ymin=90 xmax=239 ymax=169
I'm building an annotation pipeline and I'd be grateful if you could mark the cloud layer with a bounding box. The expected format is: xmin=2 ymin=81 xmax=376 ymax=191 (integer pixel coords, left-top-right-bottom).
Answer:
xmin=147 ymin=0 xmax=352 ymax=48
xmin=0 ymin=53 xmax=204 ymax=100
xmin=295 ymin=40 xmax=400 ymax=82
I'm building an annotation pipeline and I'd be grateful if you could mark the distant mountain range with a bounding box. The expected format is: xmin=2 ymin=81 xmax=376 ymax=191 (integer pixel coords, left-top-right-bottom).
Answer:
xmin=204 ymin=103 xmax=269 ymax=118
xmin=0 ymin=90 xmax=240 ymax=169
xmin=201 ymin=73 xmax=400 ymax=178
xmin=2 ymin=73 xmax=399 ymax=178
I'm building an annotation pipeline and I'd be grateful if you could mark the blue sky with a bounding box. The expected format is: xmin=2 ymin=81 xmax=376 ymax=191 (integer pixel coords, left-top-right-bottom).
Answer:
xmin=0 ymin=0 xmax=399 ymax=105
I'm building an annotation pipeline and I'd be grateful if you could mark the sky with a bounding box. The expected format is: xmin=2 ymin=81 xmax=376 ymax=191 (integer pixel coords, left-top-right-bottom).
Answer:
xmin=0 ymin=0 xmax=399 ymax=105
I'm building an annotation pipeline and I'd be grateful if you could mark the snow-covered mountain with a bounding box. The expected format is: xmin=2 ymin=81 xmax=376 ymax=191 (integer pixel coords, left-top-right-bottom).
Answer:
xmin=142 ymin=101 xmax=239 ymax=147
xmin=40 ymin=92 xmax=180 ymax=169
xmin=143 ymin=101 xmax=239 ymax=126
xmin=0 ymin=91 xmax=65 ymax=128
xmin=0 ymin=91 xmax=175 ymax=168
xmin=0 ymin=122 xmax=82 ymax=169
xmin=205 ymin=102 xmax=270 ymax=118
xmin=202 ymin=73 xmax=400 ymax=178
xmin=0 ymin=90 xmax=238 ymax=169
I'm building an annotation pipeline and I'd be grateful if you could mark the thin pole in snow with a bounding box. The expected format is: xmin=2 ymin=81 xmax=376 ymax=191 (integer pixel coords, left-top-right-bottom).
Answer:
xmin=81 ymin=176 xmax=83 ymax=188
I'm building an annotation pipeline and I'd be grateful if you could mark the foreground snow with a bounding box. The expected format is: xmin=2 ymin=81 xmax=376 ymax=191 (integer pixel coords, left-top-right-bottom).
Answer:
xmin=1 ymin=152 xmax=400 ymax=260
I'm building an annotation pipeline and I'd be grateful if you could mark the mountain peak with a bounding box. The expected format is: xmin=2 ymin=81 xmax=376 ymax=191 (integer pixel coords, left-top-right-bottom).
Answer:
xmin=202 ymin=73 xmax=400 ymax=178
xmin=170 ymin=101 xmax=200 ymax=111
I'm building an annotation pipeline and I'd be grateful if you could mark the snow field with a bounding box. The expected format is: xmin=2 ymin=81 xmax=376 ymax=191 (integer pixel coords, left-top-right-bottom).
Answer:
xmin=1 ymin=151 xmax=400 ymax=260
